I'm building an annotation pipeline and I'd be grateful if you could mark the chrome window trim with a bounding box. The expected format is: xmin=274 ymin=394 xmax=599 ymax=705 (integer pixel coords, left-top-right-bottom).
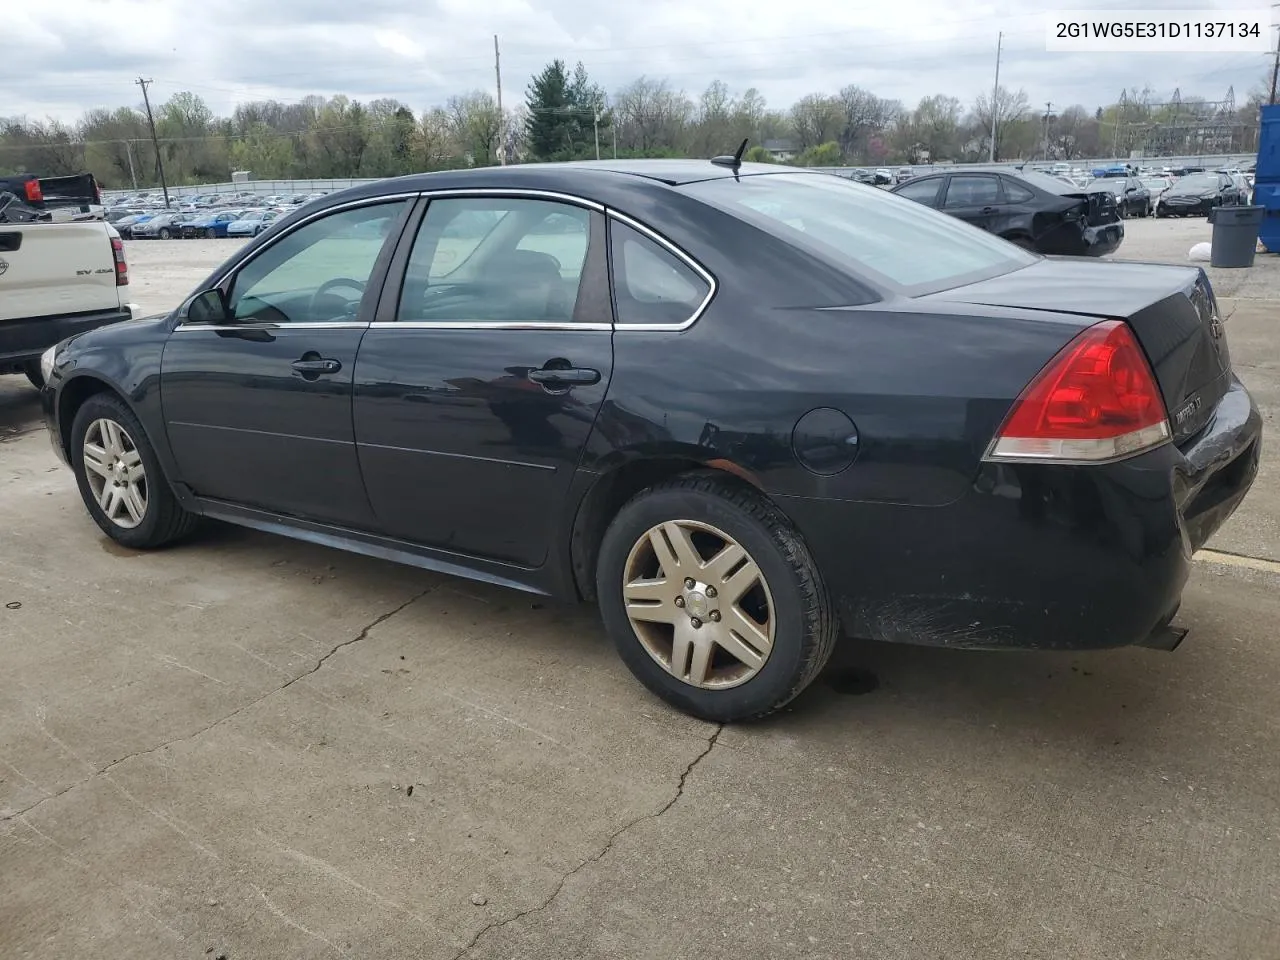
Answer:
xmin=174 ymin=322 xmax=369 ymax=332
xmin=415 ymin=188 xmax=605 ymax=211
xmin=369 ymin=321 xmax=611 ymax=332
xmin=606 ymin=210 xmax=717 ymax=332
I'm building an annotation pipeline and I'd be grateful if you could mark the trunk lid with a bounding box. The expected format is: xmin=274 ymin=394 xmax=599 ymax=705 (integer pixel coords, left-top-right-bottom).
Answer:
xmin=926 ymin=258 xmax=1231 ymax=444
xmin=1043 ymin=190 xmax=1118 ymax=226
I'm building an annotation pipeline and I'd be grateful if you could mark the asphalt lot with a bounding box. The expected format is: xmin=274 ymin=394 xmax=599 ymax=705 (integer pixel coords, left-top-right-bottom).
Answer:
xmin=2 ymin=220 xmax=1279 ymax=959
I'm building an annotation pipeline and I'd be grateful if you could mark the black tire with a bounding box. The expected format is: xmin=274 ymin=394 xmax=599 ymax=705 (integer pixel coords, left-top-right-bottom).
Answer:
xmin=596 ymin=474 xmax=839 ymax=722
xmin=69 ymin=392 xmax=197 ymax=549
xmin=159 ymin=228 xmax=172 ymax=239
xmin=22 ymin=360 xmax=44 ymax=390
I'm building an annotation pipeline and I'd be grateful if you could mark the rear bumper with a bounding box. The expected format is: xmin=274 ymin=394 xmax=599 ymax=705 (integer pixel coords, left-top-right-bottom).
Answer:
xmin=777 ymin=377 xmax=1262 ymax=651
xmin=1164 ymin=199 xmax=1214 ymax=216
xmin=0 ymin=306 xmax=131 ymax=370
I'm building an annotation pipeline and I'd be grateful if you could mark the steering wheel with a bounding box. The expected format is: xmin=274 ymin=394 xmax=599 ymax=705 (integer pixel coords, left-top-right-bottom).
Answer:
xmin=309 ymin=277 xmax=367 ymax=320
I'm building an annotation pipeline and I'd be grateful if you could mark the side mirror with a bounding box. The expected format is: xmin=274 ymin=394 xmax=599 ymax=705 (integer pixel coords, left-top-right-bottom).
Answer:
xmin=184 ymin=289 xmax=230 ymax=326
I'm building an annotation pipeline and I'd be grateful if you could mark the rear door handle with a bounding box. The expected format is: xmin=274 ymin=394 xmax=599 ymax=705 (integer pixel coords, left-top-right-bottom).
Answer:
xmin=291 ymin=358 xmax=342 ymax=375
xmin=981 ymin=206 xmax=998 ymax=214
xmin=527 ymin=367 xmax=601 ymax=387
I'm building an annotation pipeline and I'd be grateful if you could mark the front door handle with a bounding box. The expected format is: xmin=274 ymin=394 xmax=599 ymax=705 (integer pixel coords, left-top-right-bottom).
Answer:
xmin=527 ymin=367 xmax=601 ymax=387
xmin=981 ymin=206 xmax=998 ymax=214
xmin=291 ymin=357 xmax=342 ymax=376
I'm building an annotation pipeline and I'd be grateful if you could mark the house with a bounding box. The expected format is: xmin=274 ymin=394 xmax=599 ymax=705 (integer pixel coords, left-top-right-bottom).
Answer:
xmin=763 ymin=139 xmax=798 ymax=162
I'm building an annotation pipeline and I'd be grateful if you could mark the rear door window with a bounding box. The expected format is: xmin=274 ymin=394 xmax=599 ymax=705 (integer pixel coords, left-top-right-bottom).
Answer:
xmin=609 ymin=221 xmax=711 ymax=326
xmin=895 ymin=178 xmax=943 ymax=207
xmin=944 ymin=176 xmax=1002 ymax=208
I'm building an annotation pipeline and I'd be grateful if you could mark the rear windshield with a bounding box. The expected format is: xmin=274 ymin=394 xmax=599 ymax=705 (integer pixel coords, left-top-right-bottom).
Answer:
xmin=1011 ymin=170 xmax=1081 ymax=195
xmin=1176 ymin=173 xmax=1218 ymax=191
xmin=681 ymin=172 xmax=1035 ymax=294
xmin=1087 ymin=180 xmax=1125 ymax=194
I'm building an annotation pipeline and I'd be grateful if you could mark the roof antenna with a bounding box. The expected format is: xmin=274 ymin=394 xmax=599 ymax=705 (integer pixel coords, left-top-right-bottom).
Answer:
xmin=711 ymin=138 xmax=749 ymax=169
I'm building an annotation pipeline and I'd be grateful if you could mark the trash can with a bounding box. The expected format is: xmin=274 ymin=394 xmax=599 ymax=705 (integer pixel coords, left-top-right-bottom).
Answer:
xmin=1208 ymin=205 xmax=1265 ymax=268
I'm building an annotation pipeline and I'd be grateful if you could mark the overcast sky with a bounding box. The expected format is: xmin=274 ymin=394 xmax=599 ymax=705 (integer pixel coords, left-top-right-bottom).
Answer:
xmin=4 ymin=0 xmax=1272 ymax=123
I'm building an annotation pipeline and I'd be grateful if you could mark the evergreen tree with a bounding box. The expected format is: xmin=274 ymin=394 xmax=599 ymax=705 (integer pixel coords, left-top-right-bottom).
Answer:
xmin=525 ymin=60 xmax=573 ymax=160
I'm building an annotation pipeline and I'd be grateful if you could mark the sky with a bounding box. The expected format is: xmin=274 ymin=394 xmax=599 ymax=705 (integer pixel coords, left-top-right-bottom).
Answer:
xmin=2 ymin=0 xmax=1272 ymax=124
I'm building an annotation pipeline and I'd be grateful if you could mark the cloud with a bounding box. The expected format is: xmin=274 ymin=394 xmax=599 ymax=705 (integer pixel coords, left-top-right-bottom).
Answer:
xmin=1 ymin=0 xmax=1267 ymax=123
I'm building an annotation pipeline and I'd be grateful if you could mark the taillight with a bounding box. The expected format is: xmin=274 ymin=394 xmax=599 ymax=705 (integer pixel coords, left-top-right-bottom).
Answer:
xmin=24 ymin=179 xmax=42 ymax=203
xmin=985 ymin=320 xmax=1169 ymax=463
xmin=111 ymin=236 xmax=128 ymax=286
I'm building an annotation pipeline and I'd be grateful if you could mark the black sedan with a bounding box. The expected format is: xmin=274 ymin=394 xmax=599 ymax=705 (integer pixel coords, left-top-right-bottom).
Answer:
xmin=38 ymin=161 xmax=1261 ymax=722
xmin=1159 ymin=171 xmax=1249 ymax=217
xmin=1087 ymin=176 xmax=1151 ymax=219
xmin=891 ymin=168 xmax=1124 ymax=256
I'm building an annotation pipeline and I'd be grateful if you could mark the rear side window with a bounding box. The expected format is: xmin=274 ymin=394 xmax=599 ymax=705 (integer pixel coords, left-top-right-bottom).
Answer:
xmin=944 ymin=176 xmax=1001 ymax=207
xmin=1002 ymin=181 xmax=1035 ymax=203
xmin=609 ymin=221 xmax=711 ymax=326
xmin=895 ymin=178 xmax=943 ymax=206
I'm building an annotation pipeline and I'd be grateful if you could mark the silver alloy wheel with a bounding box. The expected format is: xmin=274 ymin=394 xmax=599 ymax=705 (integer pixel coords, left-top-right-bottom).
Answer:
xmin=622 ymin=519 xmax=775 ymax=690
xmin=82 ymin=418 xmax=148 ymax=529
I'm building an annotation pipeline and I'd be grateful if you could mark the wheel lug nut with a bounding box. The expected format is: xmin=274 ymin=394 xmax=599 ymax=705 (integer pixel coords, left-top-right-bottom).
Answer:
xmin=684 ymin=578 xmax=695 ymax=589
xmin=705 ymin=586 xmax=717 ymax=598
xmin=673 ymin=596 xmax=685 ymax=607
xmin=709 ymin=610 xmax=721 ymax=622
xmin=690 ymin=618 xmax=702 ymax=629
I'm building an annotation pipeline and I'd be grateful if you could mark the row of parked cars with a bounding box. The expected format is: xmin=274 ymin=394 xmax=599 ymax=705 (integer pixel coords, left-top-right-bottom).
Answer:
xmin=885 ymin=162 xmax=1257 ymax=257
xmin=104 ymin=190 xmax=332 ymax=240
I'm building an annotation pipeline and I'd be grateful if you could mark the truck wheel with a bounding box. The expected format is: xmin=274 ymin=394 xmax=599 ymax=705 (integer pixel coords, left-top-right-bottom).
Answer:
xmin=69 ymin=393 xmax=197 ymax=549
xmin=596 ymin=474 xmax=838 ymax=722
xmin=22 ymin=361 xmax=44 ymax=390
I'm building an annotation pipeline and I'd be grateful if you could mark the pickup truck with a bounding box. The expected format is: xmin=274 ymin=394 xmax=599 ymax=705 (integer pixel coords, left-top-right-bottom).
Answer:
xmin=1 ymin=173 xmax=135 ymax=388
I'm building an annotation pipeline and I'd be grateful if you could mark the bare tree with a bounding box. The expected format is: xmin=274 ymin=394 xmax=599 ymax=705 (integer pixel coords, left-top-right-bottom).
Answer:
xmin=790 ymin=93 xmax=843 ymax=150
xmin=969 ymin=85 xmax=1030 ymax=161
xmin=613 ymin=77 xmax=692 ymax=155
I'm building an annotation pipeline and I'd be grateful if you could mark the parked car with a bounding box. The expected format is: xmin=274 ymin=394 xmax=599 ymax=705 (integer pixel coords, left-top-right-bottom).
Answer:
xmin=895 ymin=167 xmax=914 ymax=183
xmin=890 ymin=168 xmax=1123 ymax=255
xmin=1087 ymin=176 xmax=1150 ymax=219
xmin=182 ymin=210 xmax=245 ymax=238
xmin=113 ymin=213 xmax=154 ymax=238
xmin=131 ymin=211 xmax=193 ymax=240
xmin=873 ymin=168 xmax=893 ymax=185
xmin=38 ymin=161 xmax=1261 ymax=722
xmin=1158 ymin=172 xmax=1248 ymax=217
xmin=1141 ymin=176 xmax=1174 ymax=216
xmin=847 ymin=169 xmax=877 ymax=185
xmin=225 ymin=208 xmax=283 ymax=238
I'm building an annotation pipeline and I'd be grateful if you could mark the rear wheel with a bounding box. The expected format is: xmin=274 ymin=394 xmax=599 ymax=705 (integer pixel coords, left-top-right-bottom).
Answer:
xmin=70 ymin=393 xmax=197 ymax=549
xmin=596 ymin=475 xmax=838 ymax=722
xmin=159 ymin=227 xmax=172 ymax=239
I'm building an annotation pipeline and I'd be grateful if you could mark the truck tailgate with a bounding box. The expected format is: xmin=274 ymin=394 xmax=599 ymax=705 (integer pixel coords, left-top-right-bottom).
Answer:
xmin=0 ymin=221 xmax=120 ymax=323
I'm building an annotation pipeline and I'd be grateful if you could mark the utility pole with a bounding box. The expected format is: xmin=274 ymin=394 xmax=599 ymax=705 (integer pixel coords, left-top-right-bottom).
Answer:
xmin=494 ymin=35 xmax=505 ymax=165
xmin=1042 ymin=101 xmax=1054 ymax=160
xmin=988 ymin=31 xmax=1002 ymax=162
xmin=135 ymin=78 xmax=170 ymax=207
xmin=121 ymin=139 xmax=138 ymax=190
xmin=612 ymin=120 xmax=617 ymax=159
xmin=594 ymin=111 xmax=601 ymax=160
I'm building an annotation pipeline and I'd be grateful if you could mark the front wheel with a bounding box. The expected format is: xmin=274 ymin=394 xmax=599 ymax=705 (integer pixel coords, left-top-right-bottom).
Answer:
xmin=70 ymin=393 xmax=197 ymax=549
xmin=596 ymin=475 xmax=838 ymax=722
xmin=159 ymin=227 xmax=172 ymax=239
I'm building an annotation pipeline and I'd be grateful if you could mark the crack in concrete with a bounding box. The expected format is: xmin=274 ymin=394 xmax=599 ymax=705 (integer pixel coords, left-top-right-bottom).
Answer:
xmin=0 ymin=585 xmax=433 ymax=825
xmin=450 ymin=724 xmax=724 ymax=960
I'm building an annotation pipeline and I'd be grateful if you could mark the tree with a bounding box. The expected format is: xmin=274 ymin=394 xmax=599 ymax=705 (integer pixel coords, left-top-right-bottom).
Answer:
xmin=525 ymin=59 xmax=573 ymax=160
xmin=448 ymin=92 xmax=502 ymax=166
xmin=969 ymin=85 xmax=1030 ymax=160
xmin=743 ymin=144 xmax=775 ymax=163
xmin=790 ymin=94 xmax=843 ymax=151
xmin=835 ymin=85 xmax=897 ymax=161
xmin=613 ymin=77 xmax=692 ymax=155
xmin=795 ymin=141 xmax=842 ymax=166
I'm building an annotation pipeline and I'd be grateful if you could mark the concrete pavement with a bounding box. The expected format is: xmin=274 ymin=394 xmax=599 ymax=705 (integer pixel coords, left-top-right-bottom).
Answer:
xmin=1 ymin=227 xmax=1278 ymax=959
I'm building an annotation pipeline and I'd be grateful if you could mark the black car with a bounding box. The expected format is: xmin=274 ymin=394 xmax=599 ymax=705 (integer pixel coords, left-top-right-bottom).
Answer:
xmin=891 ymin=168 xmax=1124 ymax=255
xmin=1159 ymin=172 xmax=1248 ymax=217
xmin=1087 ymin=176 xmax=1150 ymax=219
xmin=39 ymin=161 xmax=1261 ymax=722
